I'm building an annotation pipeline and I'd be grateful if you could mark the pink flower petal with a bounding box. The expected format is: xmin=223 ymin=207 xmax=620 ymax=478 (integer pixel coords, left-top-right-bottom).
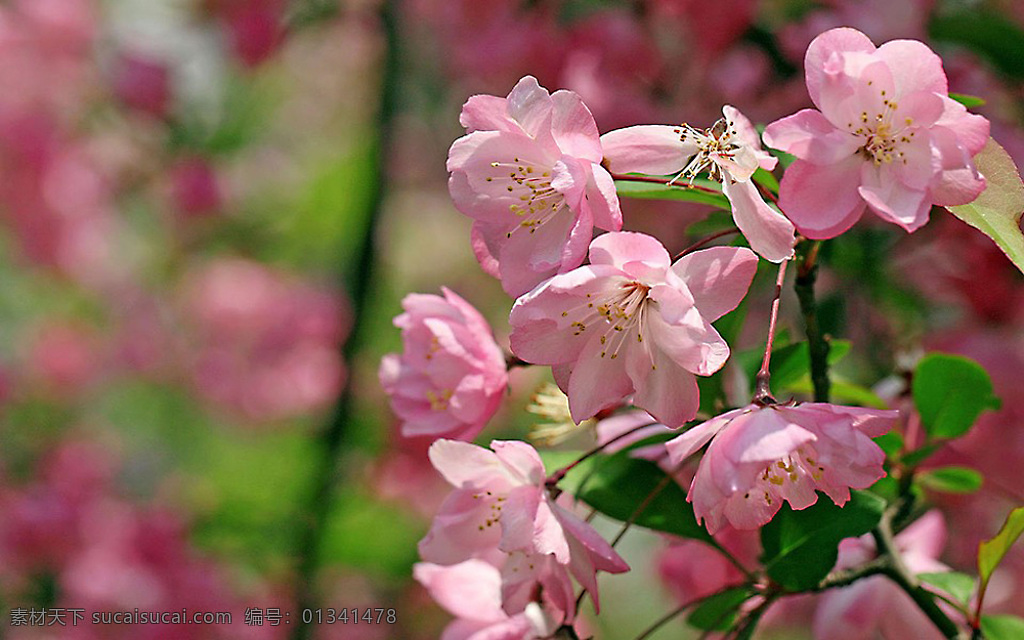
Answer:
xmin=414 ymin=560 xmax=507 ymax=622
xmin=778 ymin=158 xmax=867 ymax=239
xmin=550 ymin=90 xmax=602 ymax=163
xmin=600 ymin=125 xmax=697 ymax=176
xmin=804 ymin=27 xmax=877 ymax=113
xmin=763 ymin=109 xmax=860 ymax=165
xmin=670 ymin=246 xmax=759 ymax=322
xmin=459 ymin=95 xmax=514 ymax=134
xmin=584 ymin=164 xmax=624 ymax=232
xmin=857 ymin=165 xmax=931 ymax=232
xmin=429 ymin=439 xmax=511 ymax=489
xmin=722 ymin=179 xmax=796 ymax=262
xmin=876 ymin=38 xmax=947 ymax=97
xmin=665 ymin=412 xmax=735 ymax=463
xmin=626 ymin=348 xmax=701 ymax=427
xmin=506 ymin=76 xmax=553 ymax=139
xmin=588 ymin=231 xmax=671 ymax=269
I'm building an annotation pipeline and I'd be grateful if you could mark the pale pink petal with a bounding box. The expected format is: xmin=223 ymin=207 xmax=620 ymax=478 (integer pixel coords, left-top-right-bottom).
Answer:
xmin=429 ymin=439 xmax=512 ymax=489
xmin=804 ymin=27 xmax=877 ymax=112
xmin=532 ymin=499 xmax=571 ymax=563
xmin=665 ymin=412 xmax=735 ymax=463
xmin=929 ymin=127 xmax=986 ymax=206
xmin=551 ymin=502 xmax=629 ymax=573
xmin=646 ymin=310 xmax=730 ymax=377
xmin=470 ymin=223 xmax=502 ymax=279
xmin=419 ymin=491 xmax=505 ymax=563
xmin=496 ymin=206 xmax=581 ymax=297
xmin=778 ymin=157 xmax=867 ymax=239
xmin=414 ymin=560 xmax=507 ymax=622
xmin=600 ymin=125 xmax=697 ymax=176
xmin=858 ymin=164 xmax=931 ymax=232
xmin=762 ymin=109 xmax=860 ymax=165
xmin=588 ymin=231 xmax=671 ymax=269
xmin=506 ymin=76 xmax=553 ymax=139
xmin=550 ymin=90 xmax=602 ymax=163
xmin=895 ymin=510 xmax=947 ymax=563
xmin=627 ymin=348 xmax=701 ymax=427
xmin=876 ymin=39 xmax=947 ymax=97
xmin=934 ymin=99 xmax=989 ymax=156
xmin=722 ymin=179 xmax=797 ymax=262
xmin=460 ymin=95 xmax=514 ymax=134
xmin=896 ymin=91 xmax=945 ymax=131
xmin=670 ymin=246 xmax=759 ymax=322
xmin=723 ymin=105 xmax=776 ymax=170
xmin=498 ymin=485 xmax=543 ymax=554
xmin=492 ymin=440 xmax=547 ymax=486
xmin=566 ymin=329 xmax=635 ymax=422
xmin=584 ymin=164 xmax=623 ymax=231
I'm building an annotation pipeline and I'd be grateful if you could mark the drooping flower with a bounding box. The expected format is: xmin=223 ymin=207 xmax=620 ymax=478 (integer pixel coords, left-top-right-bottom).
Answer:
xmin=600 ymin=106 xmax=796 ymax=262
xmin=762 ymin=27 xmax=989 ymax=239
xmin=418 ymin=439 xmax=629 ymax=612
xmin=379 ymin=288 xmax=508 ymax=441
xmin=509 ymin=231 xmax=757 ymax=427
xmin=414 ymin=559 xmax=563 ymax=640
xmin=447 ymin=75 xmax=623 ymax=297
xmin=665 ymin=402 xmax=897 ymax=533
xmin=813 ymin=511 xmax=950 ymax=640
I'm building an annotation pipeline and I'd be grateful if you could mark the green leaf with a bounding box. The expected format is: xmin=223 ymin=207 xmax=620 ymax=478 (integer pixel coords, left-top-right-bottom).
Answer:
xmin=947 ymin=138 xmax=1024 ymax=275
xmin=978 ymin=507 xmax=1024 ymax=588
xmin=752 ymin=167 xmax=779 ymax=194
xmin=760 ymin=491 xmax=885 ymax=590
xmin=687 ymin=587 xmax=752 ymax=631
xmin=740 ymin=339 xmax=851 ymax=394
xmin=576 ymin=453 xmax=712 ymax=543
xmin=901 ymin=443 xmax=941 ymax=467
xmin=873 ymin=432 xmax=904 ymax=457
xmin=949 ymin=92 xmax=987 ymax=108
xmin=614 ymin=178 xmax=730 ymax=209
xmin=912 ymin=353 xmax=1000 ymax=439
xmin=981 ymin=615 xmax=1024 ymax=640
xmin=918 ymin=571 xmax=976 ymax=605
xmin=919 ymin=466 xmax=983 ymax=494
xmin=785 ymin=376 xmax=889 ymax=409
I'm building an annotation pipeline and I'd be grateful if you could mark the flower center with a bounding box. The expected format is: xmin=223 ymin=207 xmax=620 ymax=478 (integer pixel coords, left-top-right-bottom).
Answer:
xmin=561 ymin=280 xmax=653 ymax=362
xmin=486 ymin=157 xmax=566 ymax=237
xmin=848 ymin=88 xmax=916 ymax=166
xmin=672 ymin=118 xmax=741 ymax=183
xmin=471 ymin=490 xmax=507 ymax=532
xmin=742 ymin=445 xmax=827 ymax=507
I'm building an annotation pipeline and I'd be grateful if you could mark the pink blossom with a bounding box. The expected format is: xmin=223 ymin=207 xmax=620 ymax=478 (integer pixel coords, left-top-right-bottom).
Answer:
xmin=418 ymin=439 xmax=628 ymax=613
xmin=813 ymin=511 xmax=950 ymax=639
xmin=182 ymin=258 xmax=348 ymax=422
xmin=601 ymin=106 xmax=796 ymax=262
xmin=447 ymin=76 xmax=623 ymax=296
xmin=763 ymin=27 xmax=990 ymax=239
xmin=111 ymin=52 xmax=171 ymax=118
xmin=170 ymin=156 xmax=223 ymax=218
xmin=509 ymin=231 xmax=757 ymax=427
xmin=666 ymin=403 xmax=897 ymax=533
xmin=379 ymin=288 xmax=508 ymax=441
xmin=414 ymin=559 xmax=562 ymax=640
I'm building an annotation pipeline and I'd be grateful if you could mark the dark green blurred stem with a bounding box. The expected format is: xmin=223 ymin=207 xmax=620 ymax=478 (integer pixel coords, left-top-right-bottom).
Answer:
xmin=872 ymin=503 xmax=962 ymax=639
xmin=794 ymin=240 xmax=830 ymax=402
xmin=292 ymin=0 xmax=400 ymax=637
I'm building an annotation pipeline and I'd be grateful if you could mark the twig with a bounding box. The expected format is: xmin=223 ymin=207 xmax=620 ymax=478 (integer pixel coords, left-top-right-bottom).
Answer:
xmin=675 ymin=228 xmax=742 ymax=259
xmin=753 ymin=259 xmax=790 ymax=405
xmin=794 ymin=240 xmax=830 ymax=402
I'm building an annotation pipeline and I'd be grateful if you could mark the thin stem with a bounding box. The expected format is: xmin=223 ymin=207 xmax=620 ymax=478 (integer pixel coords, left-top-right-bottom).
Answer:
xmin=631 ymin=583 xmax=752 ymax=640
xmin=611 ymin=464 xmax=679 ymax=547
xmin=610 ymin=172 xmax=723 ymax=195
xmin=291 ymin=1 xmax=399 ymax=637
xmin=545 ymin=422 xmax=658 ymax=488
xmin=753 ymin=259 xmax=790 ymax=405
xmin=813 ymin=556 xmax=890 ymax=591
xmin=675 ymin=227 xmax=741 ymax=259
xmin=873 ymin=504 xmax=962 ymax=639
xmin=794 ymin=240 xmax=830 ymax=402
xmin=756 ymin=182 xmax=779 ymax=207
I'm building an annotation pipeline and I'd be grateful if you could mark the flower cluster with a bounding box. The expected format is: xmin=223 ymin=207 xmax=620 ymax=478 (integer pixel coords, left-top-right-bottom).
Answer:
xmin=379 ymin=25 xmax=1005 ymax=638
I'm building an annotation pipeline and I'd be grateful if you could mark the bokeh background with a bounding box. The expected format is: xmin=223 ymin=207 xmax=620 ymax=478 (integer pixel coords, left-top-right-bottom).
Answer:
xmin=0 ymin=0 xmax=1021 ymax=638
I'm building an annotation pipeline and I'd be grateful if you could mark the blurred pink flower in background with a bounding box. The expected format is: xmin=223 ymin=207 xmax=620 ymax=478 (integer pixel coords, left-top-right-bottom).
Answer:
xmin=205 ymin=0 xmax=287 ymax=68
xmin=170 ymin=156 xmax=224 ymax=218
xmin=380 ymin=288 xmax=508 ymax=441
xmin=111 ymin=52 xmax=172 ymax=119
xmin=181 ymin=258 xmax=348 ymax=423
xmin=813 ymin=511 xmax=950 ymax=640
